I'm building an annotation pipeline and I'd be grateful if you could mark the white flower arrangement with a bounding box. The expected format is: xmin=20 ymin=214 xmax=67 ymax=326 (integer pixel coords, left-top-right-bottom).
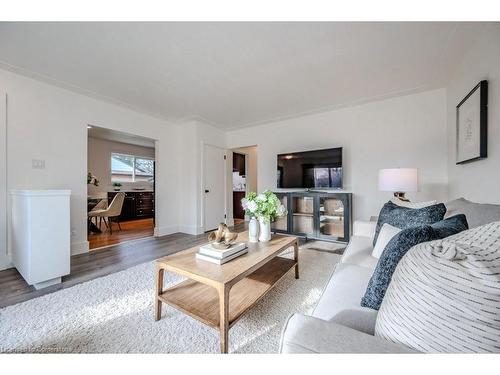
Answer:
xmin=241 ymin=190 xmax=287 ymax=222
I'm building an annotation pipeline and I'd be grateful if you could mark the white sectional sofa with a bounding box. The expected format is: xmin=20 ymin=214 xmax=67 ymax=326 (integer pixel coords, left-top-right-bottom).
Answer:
xmin=280 ymin=198 xmax=500 ymax=353
xmin=279 ymin=219 xmax=416 ymax=353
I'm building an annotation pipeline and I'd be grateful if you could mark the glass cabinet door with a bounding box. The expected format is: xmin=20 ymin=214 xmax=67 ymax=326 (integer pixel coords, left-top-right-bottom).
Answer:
xmin=269 ymin=192 xmax=351 ymax=242
xmin=271 ymin=193 xmax=289 ymax=232
xmin=318 ymin=196 xmax=345 ymax=240
xmin=291 ymin=195 xmax=315 ymax=236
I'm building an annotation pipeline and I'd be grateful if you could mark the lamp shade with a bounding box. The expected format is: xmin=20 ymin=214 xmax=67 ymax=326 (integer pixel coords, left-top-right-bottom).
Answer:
xmin=378 ymin=168 xmax=418 ymax=192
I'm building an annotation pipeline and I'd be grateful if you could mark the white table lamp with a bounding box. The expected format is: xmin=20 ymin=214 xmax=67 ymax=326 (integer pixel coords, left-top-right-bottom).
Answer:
xmin=378 ymin=168 xmax=418 ymax=202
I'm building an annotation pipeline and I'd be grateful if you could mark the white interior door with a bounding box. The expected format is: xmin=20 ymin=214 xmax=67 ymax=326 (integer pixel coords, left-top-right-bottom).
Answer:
xmin=203 ymin=144 xmax=226 ymax=232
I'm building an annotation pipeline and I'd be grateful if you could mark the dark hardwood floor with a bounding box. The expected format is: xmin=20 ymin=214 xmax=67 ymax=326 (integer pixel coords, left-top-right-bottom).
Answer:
xmin=0 ymin=222 xmax=248 ymax=308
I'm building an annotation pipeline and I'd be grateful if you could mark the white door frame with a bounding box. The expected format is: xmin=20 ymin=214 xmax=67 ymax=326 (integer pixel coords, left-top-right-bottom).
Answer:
xmin=0 ymin=93 xmax=8 ymax=269
xmin=85 ymin=124 xmax=159 ymax=248
xmin=201 ymin=142 xmax=228 ymax=232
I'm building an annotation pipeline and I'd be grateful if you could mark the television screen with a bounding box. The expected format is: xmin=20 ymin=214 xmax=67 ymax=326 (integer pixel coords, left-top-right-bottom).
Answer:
xmin=277 ymin=147 xmax=342 ymax=189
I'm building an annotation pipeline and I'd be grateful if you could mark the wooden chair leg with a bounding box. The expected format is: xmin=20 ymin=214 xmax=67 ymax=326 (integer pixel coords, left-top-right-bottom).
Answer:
xmin=109 ymin=218 xmax=113 ymax=234
xmin=117 ymin=218 xmax=122 ymax=231
xmin=103 ymin=217 xmax=108 ymax=228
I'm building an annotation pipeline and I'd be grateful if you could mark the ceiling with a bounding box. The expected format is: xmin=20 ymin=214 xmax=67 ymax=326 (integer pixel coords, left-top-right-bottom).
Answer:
xmin=88 ymin=126 xmax=155 ymax=148
xmin=0 ymin=22 xmax=483 ymax=129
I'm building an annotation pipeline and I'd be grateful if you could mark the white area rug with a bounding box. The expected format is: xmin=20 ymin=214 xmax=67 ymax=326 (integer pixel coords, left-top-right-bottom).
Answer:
xmin=0 ymin=246 xmax=341 ymax=353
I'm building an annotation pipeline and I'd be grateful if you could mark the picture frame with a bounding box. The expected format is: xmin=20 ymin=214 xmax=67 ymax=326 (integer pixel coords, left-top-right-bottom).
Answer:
xmin=456 ymin=80 xmax=488 ymax=164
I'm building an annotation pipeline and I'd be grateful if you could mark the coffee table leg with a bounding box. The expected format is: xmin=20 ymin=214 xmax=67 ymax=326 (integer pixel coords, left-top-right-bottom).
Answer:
xmin=219 ymin=285 xmax=230 ymax=353
xmin=155 ymin=266 xmax=164 ymax=321
xmin=294 ymin=240 xmax=299 ymax=279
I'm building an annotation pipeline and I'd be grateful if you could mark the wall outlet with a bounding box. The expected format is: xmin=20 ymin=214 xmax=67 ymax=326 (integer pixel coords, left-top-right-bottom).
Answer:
xmin=32 ymin=159 xmax=45 ymax=169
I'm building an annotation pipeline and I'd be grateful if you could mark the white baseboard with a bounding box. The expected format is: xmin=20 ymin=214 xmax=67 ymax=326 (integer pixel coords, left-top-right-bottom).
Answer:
xmin=179 ymin=220 xmax=237 ymax=235
xmin=1 ymin=242 xmax=89 ymax=267
xmin=178 ymin=225 xmax=204 ymax=235
xmin=71 ymin=241 xmax=89 ymax=255
xmin=154 ymin=225 xmax=179 ymax=237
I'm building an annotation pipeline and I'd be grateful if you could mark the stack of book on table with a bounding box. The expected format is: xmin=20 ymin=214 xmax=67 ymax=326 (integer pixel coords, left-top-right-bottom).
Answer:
xmin=196 ymin=242 xmax=248 ymax=264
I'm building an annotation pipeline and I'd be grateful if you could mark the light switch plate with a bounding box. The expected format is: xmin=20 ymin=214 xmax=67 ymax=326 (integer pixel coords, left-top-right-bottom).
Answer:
xmin=32 ymin=159 xmax=45 ymax=169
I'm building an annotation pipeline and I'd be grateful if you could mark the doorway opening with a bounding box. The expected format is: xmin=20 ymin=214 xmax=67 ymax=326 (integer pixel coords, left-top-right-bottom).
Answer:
xmin=231 ymin=146 xmax=257 ymax=226
xmin=87 ymin=126 xmax=156 ymax=250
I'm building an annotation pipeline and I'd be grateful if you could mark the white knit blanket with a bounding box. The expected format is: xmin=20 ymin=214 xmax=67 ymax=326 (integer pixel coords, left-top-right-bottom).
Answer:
xmin=375 ymin=221 xmax=500 ymax=353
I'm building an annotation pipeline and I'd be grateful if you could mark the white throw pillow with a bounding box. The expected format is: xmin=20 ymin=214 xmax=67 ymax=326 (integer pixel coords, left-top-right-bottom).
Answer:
xmin=372 ymin=223 xmax=401 ymax=258
xmin=391 ymin=198 xmax=437 ymax=209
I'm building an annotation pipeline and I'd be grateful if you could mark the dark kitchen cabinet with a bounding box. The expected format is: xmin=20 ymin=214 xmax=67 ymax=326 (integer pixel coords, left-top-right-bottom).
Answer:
xmin=233 ymin=191 xmax=246 ymax=219
xmin=107 ymin=191 xmax=155 ymax=221
xmin=135 ymin=191 xmax=155 ymax=218
xmin=233 ymin=152 xmax=245 ymax=175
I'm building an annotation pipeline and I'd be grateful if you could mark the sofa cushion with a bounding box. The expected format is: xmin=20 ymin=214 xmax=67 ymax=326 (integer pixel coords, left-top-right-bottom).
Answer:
xmin=312 ymin=263 xmax=378 ymax=333
xmin=373 ymin=201 xmax=446 ymax=246
xmin=340 ymin=235 xmax=378 ymax=269
xmin=445 ymin=198 xmax=500 ymax=228
xmin=375 ymin=221 xmax=500 ymax=353
xmin=330 ymin=309 xmax=382 ymax=335
xmin=353 ymin=220 xmax=377 ymax=238
xmin=280 ymin=314 xmax=416 ymax=353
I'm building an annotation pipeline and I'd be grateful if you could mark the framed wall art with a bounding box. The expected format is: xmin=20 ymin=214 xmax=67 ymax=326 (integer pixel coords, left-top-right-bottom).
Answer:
xmin=456 ymin=80 xmax=488 ymax=164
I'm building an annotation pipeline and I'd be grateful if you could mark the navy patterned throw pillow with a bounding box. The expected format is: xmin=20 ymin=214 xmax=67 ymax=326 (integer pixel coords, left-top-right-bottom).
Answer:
xmin=431 ymin=214 xmax=468 ymax=238
xmin=373 ymin=201 xmax=447 ymax=246
xmin=361 ymin=214 xmax=469 ymax=310
xmin=361 ymin=226 xmax=437 ymax=310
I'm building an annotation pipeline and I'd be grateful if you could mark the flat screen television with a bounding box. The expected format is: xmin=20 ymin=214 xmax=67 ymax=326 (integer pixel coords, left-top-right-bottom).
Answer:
xmin=277 ymin=147 xmax=343 ymax=189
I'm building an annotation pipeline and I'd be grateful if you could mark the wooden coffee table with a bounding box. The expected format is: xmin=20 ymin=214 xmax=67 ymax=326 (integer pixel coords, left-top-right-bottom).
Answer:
xmin=154 ymin=231 xmax=299 ymax=353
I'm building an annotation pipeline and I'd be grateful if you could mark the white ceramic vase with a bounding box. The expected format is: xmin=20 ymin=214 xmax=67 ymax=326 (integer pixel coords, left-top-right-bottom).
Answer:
xmin=248 ymin=217 xmax=259 ymax=243
xmin=258 ymin=217 xmax=272 ymax=242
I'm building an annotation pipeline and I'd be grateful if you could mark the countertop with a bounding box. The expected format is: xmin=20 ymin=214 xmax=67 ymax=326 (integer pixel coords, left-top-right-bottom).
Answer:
xmin=88 ymin=190 xmax=154 ymax=200
xmin=109 ymin=190 xmax=154 ymax=193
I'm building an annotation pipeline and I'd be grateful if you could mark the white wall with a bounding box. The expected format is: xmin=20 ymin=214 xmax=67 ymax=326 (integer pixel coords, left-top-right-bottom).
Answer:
xmin=87 ymin=137 xmax=155 ymax=197
xmin=227 ymin=89 xmax=449 ymax=221
xmin=178 ymin=120 xmax=229 ymax=235
xmin=0 ymin=93 xmax=7 ymax=269
xmin=447 ymin=24 xmax=500 ymax=204
xmin=0 ymin=67 xmax=181 ymax=267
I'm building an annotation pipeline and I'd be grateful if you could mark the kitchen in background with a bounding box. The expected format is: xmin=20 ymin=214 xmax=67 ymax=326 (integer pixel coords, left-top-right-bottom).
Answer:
xmin=87 ymin=126 xmax=155 ymax=250
xmin=232 ymin=152 xmax=246 ymax=224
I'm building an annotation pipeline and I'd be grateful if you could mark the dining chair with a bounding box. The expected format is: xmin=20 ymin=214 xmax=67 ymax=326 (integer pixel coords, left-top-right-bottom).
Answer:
xmin=88 ymin=192 xmax=125 ymax=234
xmin=90 ymin=198 xmax=108 ymax=228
